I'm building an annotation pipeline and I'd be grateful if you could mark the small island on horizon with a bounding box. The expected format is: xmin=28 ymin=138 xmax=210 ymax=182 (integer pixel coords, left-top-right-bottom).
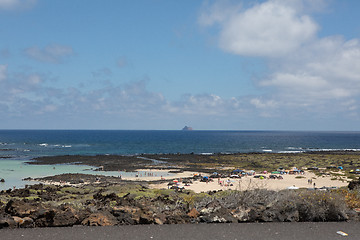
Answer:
xmin=182 ymin=126 xmax=193 ymax=131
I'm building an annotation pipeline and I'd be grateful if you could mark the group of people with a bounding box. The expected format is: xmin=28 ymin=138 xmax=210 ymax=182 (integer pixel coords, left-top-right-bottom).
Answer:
xmin=307 ymin=178 xmax=316 ymax=187
xmin=218 ymin=178 xmax=233 ymax=187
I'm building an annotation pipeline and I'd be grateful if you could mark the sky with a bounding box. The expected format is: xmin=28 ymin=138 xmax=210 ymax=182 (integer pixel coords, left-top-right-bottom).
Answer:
xmin=0 ymin=0 xmax=360 ymax=131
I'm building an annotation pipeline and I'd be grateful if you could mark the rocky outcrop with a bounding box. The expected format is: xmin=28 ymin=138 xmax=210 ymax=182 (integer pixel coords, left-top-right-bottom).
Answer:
xmin=348 ymin=179 xmax=360 ymax=190
xmin=81 ymin=211 xmax=118 ymax=226
xmin=0 ymin=183 xmax=357 ymax=229
xmin=0 ymin=214 xmax=17 ymax=228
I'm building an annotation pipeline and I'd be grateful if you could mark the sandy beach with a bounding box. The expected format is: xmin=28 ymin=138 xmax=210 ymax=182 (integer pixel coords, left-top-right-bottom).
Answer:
xmin=150 ymin=171 xmax=350 ymax=193
xmin=36 ymin=169 xmax=351 ymax=192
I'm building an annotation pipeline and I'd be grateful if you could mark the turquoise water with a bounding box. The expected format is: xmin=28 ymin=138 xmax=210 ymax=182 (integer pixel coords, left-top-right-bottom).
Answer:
xmin=0 ymin=159 xmax=91 ymax=190
xmin=1 ymin=130 xmax=360 ymax=190
xmin=0 ymin=159 xmax=173 ymax=190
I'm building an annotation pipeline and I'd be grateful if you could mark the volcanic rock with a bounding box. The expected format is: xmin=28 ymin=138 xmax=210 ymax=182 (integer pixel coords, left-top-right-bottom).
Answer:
xmin=81 ymin=211 xmax=118 ymax=226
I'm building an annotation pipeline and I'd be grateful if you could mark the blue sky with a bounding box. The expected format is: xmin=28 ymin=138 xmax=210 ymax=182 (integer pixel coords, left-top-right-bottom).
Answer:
xmin=0 ymin=0 xmax=360 ymax=130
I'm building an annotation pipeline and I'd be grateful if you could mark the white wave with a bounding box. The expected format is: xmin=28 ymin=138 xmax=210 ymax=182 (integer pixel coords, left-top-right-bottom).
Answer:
xmin=201 ymin=153 xmax=214 ymax=155
xmin=286 ymin=147 xmax=303 ymax=150
xmin=39 ymin=143 xmax=72 ymax=148
xmin=307 ymin=148 xmax=360 ymax=152
xmin=278 ymin=151 xmax=305 ymax=153
xmin=262 ymin=149 xmax=272 ymax=152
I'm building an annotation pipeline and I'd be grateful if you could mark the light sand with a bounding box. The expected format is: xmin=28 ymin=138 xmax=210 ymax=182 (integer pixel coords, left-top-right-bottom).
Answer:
xmin=151 ymin=171 xmax=350 ymax=193
xmin=35 ymin=169 xmax=350 ymax=193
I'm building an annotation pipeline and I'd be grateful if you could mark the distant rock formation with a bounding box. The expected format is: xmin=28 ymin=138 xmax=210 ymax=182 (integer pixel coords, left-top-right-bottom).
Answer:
xmin=182 ymin=126 xmax=193 ymax=131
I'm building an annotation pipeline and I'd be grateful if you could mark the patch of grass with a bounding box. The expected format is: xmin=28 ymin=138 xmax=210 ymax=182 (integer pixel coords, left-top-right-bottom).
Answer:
xmin=206 ymin=153 xmax=360 ymax=173
xmin=24 ymin=196 xmax=40 ymax=201
xmin=60 ymin=187 xmax=88 ymax=194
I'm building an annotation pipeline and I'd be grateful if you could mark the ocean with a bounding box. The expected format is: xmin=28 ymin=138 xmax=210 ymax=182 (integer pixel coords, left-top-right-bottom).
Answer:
xmin=1 ymin=130 xmax=360 ymax=189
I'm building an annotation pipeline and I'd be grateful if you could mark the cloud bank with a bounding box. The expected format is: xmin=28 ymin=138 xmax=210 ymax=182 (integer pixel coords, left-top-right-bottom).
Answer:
xmin=200 ymin=0 xmax=360 ymax=121
xmin=1 ymin=0 xmax=359 ymax=130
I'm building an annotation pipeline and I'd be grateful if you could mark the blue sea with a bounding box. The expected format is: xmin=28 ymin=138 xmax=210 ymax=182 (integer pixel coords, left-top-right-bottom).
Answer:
xmin=1 ymin=130 xmax=360 ymax=189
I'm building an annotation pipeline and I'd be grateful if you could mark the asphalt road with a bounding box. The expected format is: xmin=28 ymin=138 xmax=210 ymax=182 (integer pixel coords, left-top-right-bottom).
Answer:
xmin=1 ymin=222 xmax=359 ymax=240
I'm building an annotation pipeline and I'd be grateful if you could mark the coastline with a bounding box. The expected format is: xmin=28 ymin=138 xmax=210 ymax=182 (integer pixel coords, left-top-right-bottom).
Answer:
xmin=21 ymin=151 xmax=358 ymax=193
xmin=0 ymin=151 xmax=359 ymax=229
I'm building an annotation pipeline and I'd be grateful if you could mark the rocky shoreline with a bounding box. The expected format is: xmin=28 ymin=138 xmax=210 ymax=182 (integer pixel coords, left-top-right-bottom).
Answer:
xmin=1 ymin=151 xmax=360 ymax=229
xmin=27 ymin=151 xmax=360 ymax=174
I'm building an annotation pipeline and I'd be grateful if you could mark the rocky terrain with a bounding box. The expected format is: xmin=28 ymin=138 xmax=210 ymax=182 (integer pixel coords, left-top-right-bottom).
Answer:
xmin=0 ymin=179 xmax=360 ymax=229
xmin=27 ymin=151 xmax=360 ymax=175
xmin=1 ymin=151 xmax=359 ymax=229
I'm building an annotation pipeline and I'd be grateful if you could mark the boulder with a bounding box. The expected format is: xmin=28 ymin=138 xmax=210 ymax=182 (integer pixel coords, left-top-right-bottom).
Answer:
xmin=52 ymin=206 xmax=80 ymax=227
xmin=139 ymin=212 xmax=154 ymax=224
xmin=0 ymin=215 xmax=16 ymax=228
xmin=34 ymin=210 xmax=56 ymax=227
xmin=187 ymin=208 xmax=200 ymax=218
xmin=81 ymin=211 xmax=118 ymax=226
xmin=5 ymin=200 xmax=50 ymax=220
xmin=5 ymin=200 xmax=33 ymax=217
xmin=12 ymin=216 xmax=34 ymax=228
xmin=153 ymin=213 xmax=167 ymax=225
xmin=348 ymin=179 xmax=360 ymax=190
xmin=112 ymin=205 xmax=141 ymax=225
xmin=277 ymin=209 xmax=299 ymax=222
xmin=199 ymin=200 xmax=237 ymax=223
xmin=154 ymin=217 xmax=164 ymax=225
xmin=199 ymin=206 xmax=237 ymax=223
xmin=231 ymin=207 xmax=250 ymax=222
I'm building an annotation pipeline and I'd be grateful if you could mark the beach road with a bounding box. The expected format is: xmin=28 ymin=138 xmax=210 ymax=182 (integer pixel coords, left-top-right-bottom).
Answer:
xmin=1 ymin=222 xmax=359 ymax=240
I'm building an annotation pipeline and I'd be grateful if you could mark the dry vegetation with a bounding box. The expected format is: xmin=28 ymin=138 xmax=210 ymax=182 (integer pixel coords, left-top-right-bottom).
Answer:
xmin=1 ymin=181 xmax=360 ymax=227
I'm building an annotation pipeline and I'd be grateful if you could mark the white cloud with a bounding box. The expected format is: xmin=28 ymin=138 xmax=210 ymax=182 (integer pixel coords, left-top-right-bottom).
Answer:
xmin=200 ymin=0 xmax=318 ymax=57
xmin=0 ymin=64 xmax=358 ymax=129
xmin=24 ymin=44 xmax=74 ymax=63
xmin=168 ymin=93 xmax=246 ymax=116
xmin=0 ymin=64 xmax=7 ymax=81
xmin=250 ymin=98 xmax=278 ymax=109
xmin=0 ymin=0 xmax=37 ymax=10
xmin=0 ymin=70 xmax=45 ymax=101
xmin=200 ymin=0 xmax=360 ymax=121
xmin=261 ymin=36 xmax=360 ymax=102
